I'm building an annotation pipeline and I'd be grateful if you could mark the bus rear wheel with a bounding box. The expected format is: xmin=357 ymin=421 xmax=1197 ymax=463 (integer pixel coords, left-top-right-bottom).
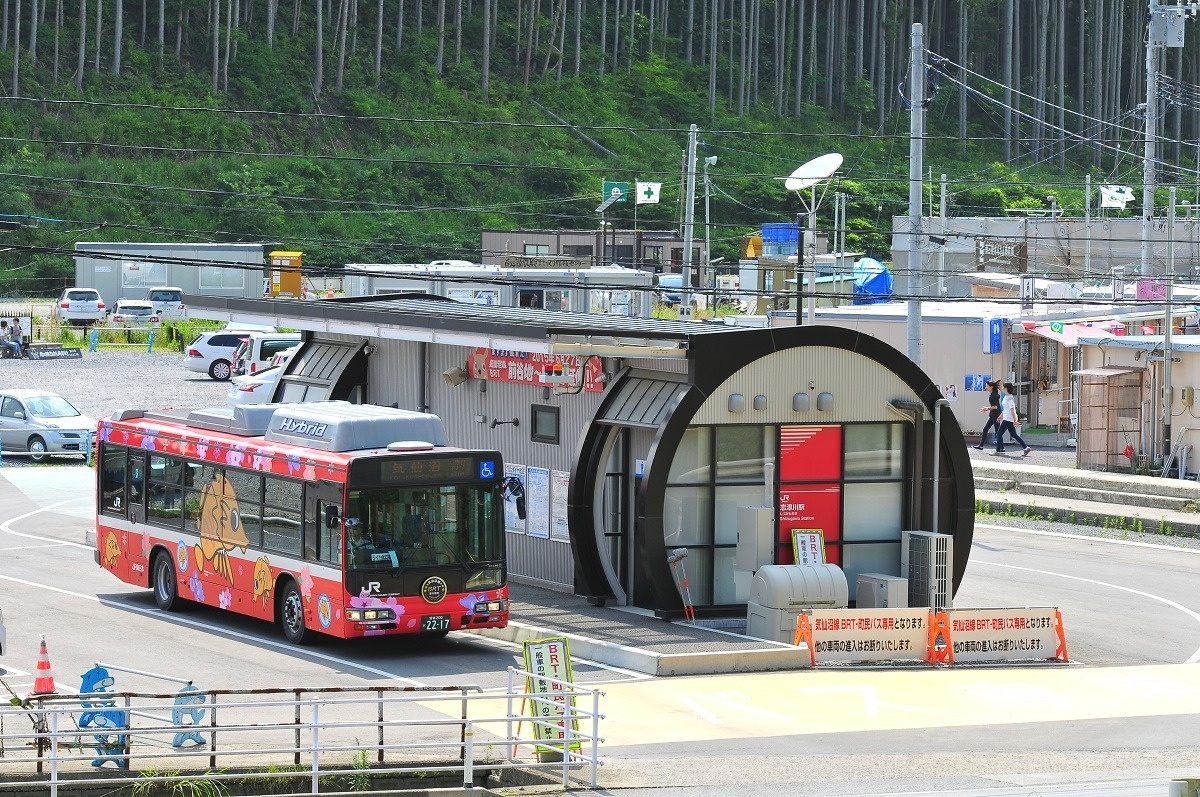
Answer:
xmin=279 ymin=580 xmax=312 ymax=645
xmin=153 ymin=551 xmax=182 ymax=612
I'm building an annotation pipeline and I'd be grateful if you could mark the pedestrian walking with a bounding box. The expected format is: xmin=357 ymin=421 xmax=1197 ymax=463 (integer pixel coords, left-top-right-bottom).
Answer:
xmin=972 ymin=380 xmax=1002 ymax=450
xmin=992 ymin=382 xmax=1031 ymax=457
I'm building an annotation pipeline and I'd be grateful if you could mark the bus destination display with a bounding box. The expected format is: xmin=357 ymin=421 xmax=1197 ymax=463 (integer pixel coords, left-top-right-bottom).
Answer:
xmin=380 ymin=456 xmax=478 ymax=485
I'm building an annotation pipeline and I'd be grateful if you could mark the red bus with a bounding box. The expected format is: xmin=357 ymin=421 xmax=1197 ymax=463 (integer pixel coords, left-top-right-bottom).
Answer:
xmin=94 ymin=401 xmax=511 ymax=643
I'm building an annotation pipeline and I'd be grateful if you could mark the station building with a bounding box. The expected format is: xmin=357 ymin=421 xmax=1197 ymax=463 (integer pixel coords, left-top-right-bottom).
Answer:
xmin=186 ymin=294 xmax=976 ymax=616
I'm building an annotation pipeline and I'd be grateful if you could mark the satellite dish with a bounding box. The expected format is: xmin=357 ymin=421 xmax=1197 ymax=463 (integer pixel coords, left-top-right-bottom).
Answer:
xmin=784 ymin=152 xmax=843 ymax=192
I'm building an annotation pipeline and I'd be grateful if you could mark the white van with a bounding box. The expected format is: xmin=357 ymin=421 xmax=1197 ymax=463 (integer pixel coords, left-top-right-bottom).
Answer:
xmin=232 ymin=332 xmax=302 ymax=376
xmin=145 ymin=287 xmax=186 ymax=321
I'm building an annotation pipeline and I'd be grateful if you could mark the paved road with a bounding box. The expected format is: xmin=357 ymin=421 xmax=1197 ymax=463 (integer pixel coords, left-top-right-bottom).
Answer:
xmin=3 ymin=465 xmax=1200 ymax=797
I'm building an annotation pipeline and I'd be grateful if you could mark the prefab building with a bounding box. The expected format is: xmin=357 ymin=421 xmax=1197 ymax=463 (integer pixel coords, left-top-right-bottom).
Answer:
xmin=73 ymin=243 xmax=266 ymax=304
xmin=342 ymin=263 xmax=658 ymax=317
xmin=187 ymin=294 xmax=976 ymax=616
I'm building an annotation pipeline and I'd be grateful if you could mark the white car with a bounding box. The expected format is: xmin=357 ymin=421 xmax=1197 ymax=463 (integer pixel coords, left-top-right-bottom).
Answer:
xmin=53 ymin=288 xmax=107 ymax=325
xmin=144 ymin=287 xmax=187 ymax=321
xmin=0 ymin=389 xmax=96 ymax=461
xmin=183 ymin=325 xmax=276 ymax=381
xmin=227 ymin=365 xmax=284 ymax=406
xmin=231 ymin=333 xmax=301 ymax=377
xmin=227 ymin=347 xmax=296 ymax=405
xmin=109 ymin=300 xmax=160 ymax=325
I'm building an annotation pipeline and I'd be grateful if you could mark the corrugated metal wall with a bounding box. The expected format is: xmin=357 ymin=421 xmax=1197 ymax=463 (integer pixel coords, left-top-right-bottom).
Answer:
xmin=358 ymin=336 xmax=609 ymax=591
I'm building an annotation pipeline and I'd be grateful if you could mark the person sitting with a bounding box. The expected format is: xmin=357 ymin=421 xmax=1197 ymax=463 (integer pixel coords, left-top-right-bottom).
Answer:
xmin=8 ymin=318 xmax=23 ymax=357
xmin=0 ymin=321 xmax=19 ymax=358
xmin=346 ymin=518 xmax=375 ymax=559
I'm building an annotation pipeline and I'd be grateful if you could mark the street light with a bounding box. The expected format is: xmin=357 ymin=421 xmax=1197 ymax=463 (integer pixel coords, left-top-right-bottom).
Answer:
xmin=703 ymin=155 xmax=717 ymax=297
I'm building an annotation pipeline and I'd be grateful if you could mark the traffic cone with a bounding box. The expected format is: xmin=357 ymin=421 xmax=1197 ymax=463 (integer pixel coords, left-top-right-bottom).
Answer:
xmin=29 ymin=635 xmax=56 ymax=695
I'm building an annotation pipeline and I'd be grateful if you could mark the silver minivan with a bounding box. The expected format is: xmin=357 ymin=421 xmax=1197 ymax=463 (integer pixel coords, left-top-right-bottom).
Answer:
xmin=145 ymin=287 xmax=186 ymax=321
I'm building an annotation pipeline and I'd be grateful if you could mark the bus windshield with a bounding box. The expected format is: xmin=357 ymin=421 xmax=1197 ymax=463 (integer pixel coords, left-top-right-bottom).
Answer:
xmin=345 ymin=484 xmax=502 ymax=572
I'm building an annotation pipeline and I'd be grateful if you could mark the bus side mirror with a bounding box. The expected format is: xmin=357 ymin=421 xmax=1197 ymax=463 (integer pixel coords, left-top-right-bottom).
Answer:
xmin=325 ymin=505 xmax=341 ymax=529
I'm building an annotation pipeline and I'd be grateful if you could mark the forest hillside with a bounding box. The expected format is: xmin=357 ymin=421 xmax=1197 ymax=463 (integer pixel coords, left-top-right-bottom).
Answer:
xmin=0 ymin=0 xmax=1187 ymax=295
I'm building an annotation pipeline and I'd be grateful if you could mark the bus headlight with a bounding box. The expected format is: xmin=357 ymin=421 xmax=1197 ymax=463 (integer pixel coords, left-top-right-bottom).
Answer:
xmin=473 ymin=599 xmax=509 ymax=614
xmin=346 ymin=607 xmax=396 ymax=622
xmin=465 ymin=568 xmax=502 ymax=590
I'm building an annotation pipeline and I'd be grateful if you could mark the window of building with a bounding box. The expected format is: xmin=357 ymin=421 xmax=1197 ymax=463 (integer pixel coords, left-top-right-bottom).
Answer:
xmin=662 ymin=422 xmax=904 ymax=610
xmin=199 ymin=265 xmax=245 ymax=290
xmin=642 ymin=245 xmax=663 ymax=268
xmin=564 ymin=245 xmax=593 ymax=257
xmin=604 ymin=244 xmax=634 ymax=267
xmin=531 ymin=405 xmax=560 ymax=444
xmin=524 ymin=244 xmax=550 ymax=256
xmin=121 ymin=260 xmax=168 ymax=289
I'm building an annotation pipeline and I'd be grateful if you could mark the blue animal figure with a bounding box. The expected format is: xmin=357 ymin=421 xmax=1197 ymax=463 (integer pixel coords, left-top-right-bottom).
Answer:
xmin=77 ymin=665 xmax=128 ymax=768
xmin=171 ymin=684 xmax=207 ymax=748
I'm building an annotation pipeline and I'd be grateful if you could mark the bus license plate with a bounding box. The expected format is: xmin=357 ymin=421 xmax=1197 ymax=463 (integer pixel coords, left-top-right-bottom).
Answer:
xmin=422 ymin=615 xmax=451 ymax=632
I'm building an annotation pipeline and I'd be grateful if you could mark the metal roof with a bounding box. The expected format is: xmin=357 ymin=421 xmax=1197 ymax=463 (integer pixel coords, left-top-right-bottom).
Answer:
xmin=186 ymin=294 xmax=757 ymax=358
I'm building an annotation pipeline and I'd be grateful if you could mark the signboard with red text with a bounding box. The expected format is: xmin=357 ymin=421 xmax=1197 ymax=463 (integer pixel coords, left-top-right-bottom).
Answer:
xmin=468 ymin=348 xmax=604 ymax=392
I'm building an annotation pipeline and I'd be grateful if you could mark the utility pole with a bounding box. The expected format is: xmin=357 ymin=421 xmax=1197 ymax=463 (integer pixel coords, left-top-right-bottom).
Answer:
xmin=1165 ymin=186 xmax=1176 ymax=465
xmin=907 ymin=23 xmax=925 ymax=365
xmin=1142 ymin=1 xmax=1161 ymax=280
xmin=704 ymin=154 xmax=717 ymax=294
xmin=680 ymin=124 xmax=698 ymax=320
xmin=1084 ymin=175 xmax=1092 ymax=278
xmin=938 ymin=174 xmax=947 ymax=298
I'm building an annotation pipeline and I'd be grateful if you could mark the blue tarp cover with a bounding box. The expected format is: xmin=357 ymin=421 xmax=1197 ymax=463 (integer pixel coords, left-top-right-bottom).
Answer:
xmin=853 ymin=257 xmax=893 ymax=304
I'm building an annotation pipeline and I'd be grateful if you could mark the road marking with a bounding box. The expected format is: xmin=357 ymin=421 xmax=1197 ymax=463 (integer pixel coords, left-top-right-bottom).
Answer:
xmin=0 ymin=500 xmax=93 ymax=550
xmin=972 ymin=559 xmax=1200 ymax=663
xmin=0 ymin=573 xmax=430 ymax=685
xmin=676 ymin=694 xmax=721 ymax=725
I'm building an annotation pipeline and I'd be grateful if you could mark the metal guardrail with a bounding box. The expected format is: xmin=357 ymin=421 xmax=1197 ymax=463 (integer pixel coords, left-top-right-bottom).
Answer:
xmin=0 ymin=668 xmax=604 ymax=794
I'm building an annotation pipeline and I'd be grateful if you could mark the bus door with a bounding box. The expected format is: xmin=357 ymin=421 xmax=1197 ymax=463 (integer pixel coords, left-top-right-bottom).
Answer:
xmin=304 ymin=480 xmax=344 ymax=567
xmin=126 ymin=450 xmax=146 ymax=525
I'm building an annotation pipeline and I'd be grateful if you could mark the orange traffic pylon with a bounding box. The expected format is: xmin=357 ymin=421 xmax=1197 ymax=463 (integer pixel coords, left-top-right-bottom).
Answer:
xmin=29 ymin=634 xmax=56 ymax=695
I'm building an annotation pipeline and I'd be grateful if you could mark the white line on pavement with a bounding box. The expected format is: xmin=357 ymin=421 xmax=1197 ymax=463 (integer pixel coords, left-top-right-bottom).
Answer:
xmin=0 ymin=573 xmax=430 ymax=686
xmin=972 ymin=559 xmax=1200 ymax=663
xmin=0 ymin=499 xmax=93 ymax=550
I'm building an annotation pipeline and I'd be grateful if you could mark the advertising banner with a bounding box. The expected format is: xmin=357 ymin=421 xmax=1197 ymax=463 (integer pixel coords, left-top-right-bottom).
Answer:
xmin=468 ymin=348 xmax=604 ymax=392
xmin=522 ymin=637 xmax=580 ymax=752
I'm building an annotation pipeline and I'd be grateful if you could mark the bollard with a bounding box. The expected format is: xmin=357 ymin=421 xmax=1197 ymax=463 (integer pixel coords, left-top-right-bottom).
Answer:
xmin=88 ymin=329 xmax=99 ymax=352
xmin=85 ymin=431 xmax=93 ymax=467
xmin=146 ymin=330 xmax=155 ymax=353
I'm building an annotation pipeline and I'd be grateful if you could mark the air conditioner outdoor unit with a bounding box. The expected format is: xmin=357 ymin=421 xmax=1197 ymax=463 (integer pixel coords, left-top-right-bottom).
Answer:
xmin=900 ymin=530 xmax=953 ymax=611
xmin=855 ymin=573 xmax=908 ymax=609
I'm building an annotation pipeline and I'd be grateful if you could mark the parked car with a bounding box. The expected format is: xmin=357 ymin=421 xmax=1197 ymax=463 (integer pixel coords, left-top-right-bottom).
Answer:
xmin=183 ymin=325 xmax=276 ymax=381
xmin=231 ymin=333 xmax=301 ymax=377
xmin=227 ymin=365 xmax=283 ymax=406
xmin=0 ymin=389 xmax=96 ymax=461
xmin=145 ymin=287 xmax=187 ymax=321
xmin=52 ymin=288 xmax=106 ymax=325
xmin=227 ymin=346 xmax=298 ymax=406
xmin=109 ymin=300 xmax=160 ymax=325
xmin=655 ymin=273 xmax=706 ymax=310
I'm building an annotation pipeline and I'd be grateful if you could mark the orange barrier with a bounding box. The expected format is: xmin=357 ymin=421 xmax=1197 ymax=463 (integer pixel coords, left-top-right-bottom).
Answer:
xmin=792 ymin=614 xmax=817 ymax=667
xmin=925 ymin=612 xmax=954 ymax=665
xmin=1053 ymin=609 xmax=1069 ymax=662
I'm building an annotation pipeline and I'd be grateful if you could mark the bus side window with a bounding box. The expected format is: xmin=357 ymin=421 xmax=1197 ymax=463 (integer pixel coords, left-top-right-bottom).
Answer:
xmin=100 ymin=446 xmax=127 ymax=516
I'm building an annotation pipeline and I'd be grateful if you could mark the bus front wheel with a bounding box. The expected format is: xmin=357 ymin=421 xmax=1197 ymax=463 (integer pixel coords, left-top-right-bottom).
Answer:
xmin=279 ymin=580 xmax=312 ymax=645
xmin=153 ymin=551 xmax=182 ymax=612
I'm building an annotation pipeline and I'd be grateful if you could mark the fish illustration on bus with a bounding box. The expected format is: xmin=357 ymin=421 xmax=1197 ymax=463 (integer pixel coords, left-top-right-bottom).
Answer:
xmin=252 ymin=557 xmax=273 ymax=606
xmin=193 ymin=472 xmax=249 ymax=583
xmin=102 ymin=531 xmax=121 ymax=569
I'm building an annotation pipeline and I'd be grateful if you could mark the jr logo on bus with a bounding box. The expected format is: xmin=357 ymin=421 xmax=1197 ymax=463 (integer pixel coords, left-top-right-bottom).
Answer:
xmin=277 ymin=418 xmax=329 ymax=437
